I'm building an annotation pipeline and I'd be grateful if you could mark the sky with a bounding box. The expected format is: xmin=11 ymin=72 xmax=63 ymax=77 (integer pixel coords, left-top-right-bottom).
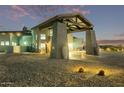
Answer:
xmin=0 ymin=5 xmax=124 ymax=40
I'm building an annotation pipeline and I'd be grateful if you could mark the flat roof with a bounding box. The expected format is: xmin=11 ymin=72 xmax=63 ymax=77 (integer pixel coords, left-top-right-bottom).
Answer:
xmin=0 ymin=31 xmax=22 ymax=33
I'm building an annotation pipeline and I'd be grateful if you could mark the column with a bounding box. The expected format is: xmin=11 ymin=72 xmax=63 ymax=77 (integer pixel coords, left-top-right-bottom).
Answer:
xmin=86 ymin=30 xmax=99 ymax=55
xmin=37 ymin=29 xmax=40 ymax=53
xmin=50 ymin=21 xmax=69 ymax=59
xmin=67 ymin=33 xmax=73 ymax=51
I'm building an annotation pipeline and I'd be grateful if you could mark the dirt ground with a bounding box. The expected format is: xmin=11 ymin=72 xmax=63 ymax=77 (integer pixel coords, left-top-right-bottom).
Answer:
xmin=0 ymin=51 xmax=123 ymax=87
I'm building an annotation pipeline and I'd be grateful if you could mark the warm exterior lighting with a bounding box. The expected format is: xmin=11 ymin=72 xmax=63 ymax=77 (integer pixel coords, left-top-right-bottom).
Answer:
xmin=68 ymin=51 xmax=72 ymax=59
xmin=81 ymin=51 xmax=86 ymax=59
xmin=9 ymin=33 xmax=13 ymax=35
xmin=85 ymin=67 xmax=123 ymax=76
xmin=16 ymin=33 xmax=21 ymax=36
xmin=1 ymin=33 xmax=6 ymax=35
xmin=13 ymin=46 xmax=20 ymax=53
xmin=69 ymin=50 xmax=86 ymax=59
xmin=97 ymin=70 xmax=105 ymax=76
xmin=106 ymin=48 xmax=111 ymax=52
xmin=39 ymin=43 xmax=46 ymax=54
xmin=68 ymin=43 xmax=73 ymax=50
xmin=40 ymin=43 xmax=46 ymax=49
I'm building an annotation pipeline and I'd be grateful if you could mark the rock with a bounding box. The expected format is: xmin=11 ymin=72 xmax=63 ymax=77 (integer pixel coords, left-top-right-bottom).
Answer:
xmin=97 ymin=70 xmax=105 ymax=76
xmin=78 ymin=67 xmax=84 ymax=73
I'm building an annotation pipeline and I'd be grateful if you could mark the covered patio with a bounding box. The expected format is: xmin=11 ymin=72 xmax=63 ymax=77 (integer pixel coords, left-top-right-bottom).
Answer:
xmin=31 ymin=13 xmax=99 ymax=59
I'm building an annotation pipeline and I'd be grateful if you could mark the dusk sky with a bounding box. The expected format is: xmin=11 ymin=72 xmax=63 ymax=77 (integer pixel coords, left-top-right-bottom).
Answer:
xmin=0 ymin=5 xmax=124 ymax=40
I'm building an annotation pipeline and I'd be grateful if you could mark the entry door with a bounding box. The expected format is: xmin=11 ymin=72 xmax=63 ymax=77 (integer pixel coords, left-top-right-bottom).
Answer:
xmin=40 ymin=43 xmax=46 ymax=54
xmin=13 ymin=46 xmax=20 ymax=53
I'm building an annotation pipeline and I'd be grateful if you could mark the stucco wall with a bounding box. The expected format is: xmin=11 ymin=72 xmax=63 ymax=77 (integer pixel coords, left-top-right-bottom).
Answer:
xmin=0 ymin=46 xmax=13 ymax=53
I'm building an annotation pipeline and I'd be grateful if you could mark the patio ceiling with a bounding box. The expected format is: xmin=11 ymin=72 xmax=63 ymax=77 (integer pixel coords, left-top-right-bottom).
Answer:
xmin=32 ymin=13 xmax=93 ymax=32
xmin=62 ymin=16 xmax=93 ymax=33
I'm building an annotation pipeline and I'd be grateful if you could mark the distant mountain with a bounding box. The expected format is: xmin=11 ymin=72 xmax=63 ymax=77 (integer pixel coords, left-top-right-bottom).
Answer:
xmin=97 ymin=40 xmax=124 ymax=46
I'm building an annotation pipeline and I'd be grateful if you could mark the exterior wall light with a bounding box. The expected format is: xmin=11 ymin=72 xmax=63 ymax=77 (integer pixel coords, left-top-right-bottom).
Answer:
xmin=16 ymin=33 xmax=21 ymax=36
xmin=24 ymin=42 xmax=27 ymax=45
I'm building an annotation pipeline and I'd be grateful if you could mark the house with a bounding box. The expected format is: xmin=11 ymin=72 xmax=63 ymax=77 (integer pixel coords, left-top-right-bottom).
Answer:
xmin=0 ymin=27 xmax=32 ymax=53
xmin=0 ymin=13 xmax=99 ymax=59
xmin=31 ymin=13 xmax=99 ymax=59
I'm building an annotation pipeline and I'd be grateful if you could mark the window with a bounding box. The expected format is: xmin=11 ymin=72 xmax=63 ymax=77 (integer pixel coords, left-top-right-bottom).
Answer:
xmin=5 ymin=41 xmax=9 ymax=46
xmin=40 ymin=34 xmax=46 ymax=40
xmin=12 ymin=42 xmax=17 ymax=46
xmin=40 ymin=43 xmax=46 ymax=49
xmin=49 ymin=29 xmax=53 ymax=36
xmin=24 ymin=42 xmax=27 ymax=45
xmin=1 ymin=41 xmax=4 ymax=46
xmin=40 ymin=43 xmax=46 ymax=54
xmin=1 ymin=33 xmax=6 ymax=35
xmin=36 ymin=35 xmax=37 ymax=40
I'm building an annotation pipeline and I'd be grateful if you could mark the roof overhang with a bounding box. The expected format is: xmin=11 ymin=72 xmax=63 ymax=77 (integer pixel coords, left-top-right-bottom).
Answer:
xmin=31 ymin=13 xmax=93 ymax=32
xmin=0 ymin=31 xmax=22 ymax=33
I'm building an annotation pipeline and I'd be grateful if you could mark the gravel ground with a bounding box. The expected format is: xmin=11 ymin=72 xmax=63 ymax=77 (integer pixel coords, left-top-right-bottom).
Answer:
xmin=0 ymin=52 xmax=123 ymax=87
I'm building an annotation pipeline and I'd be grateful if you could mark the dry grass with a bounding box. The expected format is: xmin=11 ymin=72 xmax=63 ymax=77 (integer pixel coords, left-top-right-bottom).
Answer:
xmin=0 ymin=52 xmax=123 ymax=87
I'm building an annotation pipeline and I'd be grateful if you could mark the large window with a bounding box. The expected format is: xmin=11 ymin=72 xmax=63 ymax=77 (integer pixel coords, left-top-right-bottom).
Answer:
xmin=49 ymin=29 xmax=53 ymax=36
xmin=5 ymin=41 xmax=9 ymax=46
xmin=40 ymin=34 xmax=46 ymax=40
xmin=0 ymin=41 xmax=9 ymax=46
xmin=0 ymin=41 xmax=4 ymax=46
xmin=40 ymin=43 xmax=46 ymax=49
xmin=12 ymin=42 xmax=17 ymax=46
xmin=40 ymin=43 xmax=46 ymax=54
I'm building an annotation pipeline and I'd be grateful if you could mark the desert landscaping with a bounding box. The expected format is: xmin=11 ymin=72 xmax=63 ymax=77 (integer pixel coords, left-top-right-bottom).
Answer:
xmin=0 ymin=51 xmax=123 ymax=87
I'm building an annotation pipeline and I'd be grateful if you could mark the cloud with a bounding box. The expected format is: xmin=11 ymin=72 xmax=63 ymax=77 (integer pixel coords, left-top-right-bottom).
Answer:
xmin=72 ymin=8 xmax=90 ymax=15
xmin=11 ymin=5 xmax=29 ymax=16
xmin=9 ymin=5 xmax=37 ymax=21
xmin=0 ymin=5 xmax=90 ymax=23
xmin=117 ymin=33 xmax=124 ymax=37
xmin=20 ymin=5 xmax=90 ymax=19
xmin=113 ymin=32 xmax=124 ymax=39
